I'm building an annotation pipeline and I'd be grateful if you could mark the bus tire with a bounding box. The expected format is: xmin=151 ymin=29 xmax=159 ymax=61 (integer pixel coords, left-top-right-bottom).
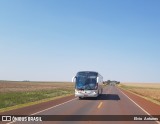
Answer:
xmin=79 ymin=97 xmax=83 ymax=100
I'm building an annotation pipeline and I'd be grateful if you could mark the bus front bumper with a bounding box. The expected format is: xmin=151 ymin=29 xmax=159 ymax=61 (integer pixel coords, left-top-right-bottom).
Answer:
xmin=75 ymin=90 xmax=98 ymax=97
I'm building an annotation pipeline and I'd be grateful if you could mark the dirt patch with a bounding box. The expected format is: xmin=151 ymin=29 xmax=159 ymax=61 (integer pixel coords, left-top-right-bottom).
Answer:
xmin=121 ymin=83 xmax=160 ymax=88
xmin=0 ymin=81 xmax=74 ymax=93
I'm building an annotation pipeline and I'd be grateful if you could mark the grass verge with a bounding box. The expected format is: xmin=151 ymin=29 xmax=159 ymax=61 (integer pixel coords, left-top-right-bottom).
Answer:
xmin=0 ymin=88 xmax=74 ymax=113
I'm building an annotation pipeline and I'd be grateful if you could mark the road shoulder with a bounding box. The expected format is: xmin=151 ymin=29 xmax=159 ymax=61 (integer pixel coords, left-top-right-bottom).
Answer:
xmin=119 ymin=87 xmax=160 ymax=115
xmin=0 ymin=95 xmax=75 ymax=115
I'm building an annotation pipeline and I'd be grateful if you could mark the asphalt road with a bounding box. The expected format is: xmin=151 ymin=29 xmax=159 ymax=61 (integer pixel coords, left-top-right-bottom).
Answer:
xmin=5 ymin=85 xmax=159 ymax=124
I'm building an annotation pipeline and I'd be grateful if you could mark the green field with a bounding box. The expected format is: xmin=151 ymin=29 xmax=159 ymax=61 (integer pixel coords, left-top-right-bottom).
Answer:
xmin=0 ymin=81 xmax=74 ymax=112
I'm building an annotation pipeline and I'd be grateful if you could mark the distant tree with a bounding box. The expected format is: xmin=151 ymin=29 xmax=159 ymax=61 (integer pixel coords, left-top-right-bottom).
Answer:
xmin=106 ymin=80 xmax=111 ymax=85
xmin=116 ymin=81 xmax=120 ymax=84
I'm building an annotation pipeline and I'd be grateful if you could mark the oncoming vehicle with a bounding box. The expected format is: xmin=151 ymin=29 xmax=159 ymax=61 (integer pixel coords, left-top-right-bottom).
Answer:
xmin=72 ymin=71 xmax=103 ymax=99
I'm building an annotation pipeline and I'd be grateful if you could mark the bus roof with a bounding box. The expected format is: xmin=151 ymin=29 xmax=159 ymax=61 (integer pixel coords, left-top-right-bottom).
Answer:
xmin=76 ymin=71 xmax=99 ymax=76
xmin=77 ymin=71 xmax=98 ymax=74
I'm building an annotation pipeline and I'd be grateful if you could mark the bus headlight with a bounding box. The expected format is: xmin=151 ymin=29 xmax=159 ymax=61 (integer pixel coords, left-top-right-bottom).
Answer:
xmin=75 ymin=89 xmax=78 ymax=93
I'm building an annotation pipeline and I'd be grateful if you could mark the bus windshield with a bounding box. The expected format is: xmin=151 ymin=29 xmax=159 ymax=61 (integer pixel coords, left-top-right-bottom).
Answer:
xmin=76 ymin=75 xmax=97 ymax=90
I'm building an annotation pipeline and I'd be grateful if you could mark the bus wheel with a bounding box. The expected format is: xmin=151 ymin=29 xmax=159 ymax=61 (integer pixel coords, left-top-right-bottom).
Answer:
xmin=79 ymin=97 xmax=83 ymax=100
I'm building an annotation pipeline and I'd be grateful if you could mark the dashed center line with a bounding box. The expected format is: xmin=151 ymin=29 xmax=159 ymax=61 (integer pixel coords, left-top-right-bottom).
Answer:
xmin=97 ymin=102 xmax=103 ymax=109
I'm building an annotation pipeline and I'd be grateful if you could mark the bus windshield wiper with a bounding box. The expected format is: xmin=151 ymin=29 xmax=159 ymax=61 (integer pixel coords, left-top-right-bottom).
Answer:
xmin=77 ymin=88 xmax=84 ymax=90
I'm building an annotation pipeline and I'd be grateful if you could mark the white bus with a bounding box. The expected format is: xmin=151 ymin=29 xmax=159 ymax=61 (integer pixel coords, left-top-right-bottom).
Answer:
xmin=72 ymin=71 xmax=103 ymax=99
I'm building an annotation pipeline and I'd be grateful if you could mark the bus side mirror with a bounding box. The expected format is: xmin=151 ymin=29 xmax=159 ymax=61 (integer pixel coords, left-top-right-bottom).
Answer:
xmin=72 ymin=76 xmax=76 ymax=82
xmin=97 ymin=77 xmax=99 ymax=83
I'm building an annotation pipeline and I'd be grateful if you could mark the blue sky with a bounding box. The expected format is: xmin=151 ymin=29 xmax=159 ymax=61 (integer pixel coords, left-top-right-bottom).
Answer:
xmin=0 ymin=0 xmax=160 ymax=82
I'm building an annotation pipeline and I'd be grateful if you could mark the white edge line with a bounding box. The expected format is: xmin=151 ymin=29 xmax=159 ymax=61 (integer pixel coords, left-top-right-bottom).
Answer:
xmin=7 ymin=97 xmax=77 ymax=124
xmin=31 ymin=98 xmax=77 ymax=115
xmin=119 ymin=88 xmax=160 ymax=124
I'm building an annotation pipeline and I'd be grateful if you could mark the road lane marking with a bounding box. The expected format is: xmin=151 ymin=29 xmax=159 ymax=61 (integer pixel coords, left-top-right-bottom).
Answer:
xmin=119 ymin=88 xmax=160 ymax=124
xmin=97 ymin=102 xmax=103 ymax=109
xmin=7 ymin=97 xmax=77 ymax=124
xmin=31 ymin=98 xmax=77 ymax=115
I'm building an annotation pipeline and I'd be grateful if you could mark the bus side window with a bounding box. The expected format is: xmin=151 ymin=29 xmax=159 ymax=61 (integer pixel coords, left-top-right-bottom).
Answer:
xmin=93 ymin=79 xmax=96 ymax=84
